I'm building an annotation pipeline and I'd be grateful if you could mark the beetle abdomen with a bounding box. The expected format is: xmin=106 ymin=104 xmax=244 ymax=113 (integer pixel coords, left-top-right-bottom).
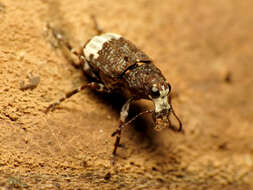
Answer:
xmin=83 ymin=33 xmax=151 ymax=77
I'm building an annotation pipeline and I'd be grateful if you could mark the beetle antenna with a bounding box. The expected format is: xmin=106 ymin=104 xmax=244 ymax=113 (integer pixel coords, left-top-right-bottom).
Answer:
xmin=168 ymin=96 xmax=182 ymax=132
xmin=112 ymin=110 xmax=153 ymax=137
xmin=169 ymin=104 xmax=182 ymax=132
xmin=124 ymin=110 xmax=154 ymax=127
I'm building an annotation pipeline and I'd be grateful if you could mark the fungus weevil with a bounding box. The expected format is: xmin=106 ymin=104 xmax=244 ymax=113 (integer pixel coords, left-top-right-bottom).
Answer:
xmin=46 ymin=28 xmax=182 ymax=162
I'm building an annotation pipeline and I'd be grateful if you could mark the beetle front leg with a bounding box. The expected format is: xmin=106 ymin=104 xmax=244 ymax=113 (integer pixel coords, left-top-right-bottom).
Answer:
xmin=111 ymin=97 xmax=135 ymax=164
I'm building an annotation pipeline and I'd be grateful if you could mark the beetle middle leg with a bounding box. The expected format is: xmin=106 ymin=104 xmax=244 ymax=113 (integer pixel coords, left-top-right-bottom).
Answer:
xmin=45 ymin=82 xmax=110 ymax=113
xmin=82 ymin=59 xmax=100 ymax=80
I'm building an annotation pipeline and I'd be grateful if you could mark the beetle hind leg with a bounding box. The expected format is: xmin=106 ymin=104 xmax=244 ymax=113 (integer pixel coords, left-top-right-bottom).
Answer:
xmin=91 ymin=15 xmax=104 ymax=35
xmin=46 ymin=23 xmax=82 ymax=68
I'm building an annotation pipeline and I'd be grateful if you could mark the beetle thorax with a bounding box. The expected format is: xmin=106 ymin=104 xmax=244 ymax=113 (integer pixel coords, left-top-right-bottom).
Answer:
xmin=123 ymin=62 xmax=170 ymax=100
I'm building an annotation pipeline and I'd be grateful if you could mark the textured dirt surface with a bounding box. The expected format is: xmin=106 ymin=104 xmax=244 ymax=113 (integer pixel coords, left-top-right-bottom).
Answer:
xmin=1 ymin=0 xmax=253 ymax=189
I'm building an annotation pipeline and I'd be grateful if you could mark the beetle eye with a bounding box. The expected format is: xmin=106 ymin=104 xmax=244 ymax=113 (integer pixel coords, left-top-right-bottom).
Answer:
xmin=167 ymin=83 xmax=171 ymax=92
xmin=151 ymin=86 xmax=160 ymax=98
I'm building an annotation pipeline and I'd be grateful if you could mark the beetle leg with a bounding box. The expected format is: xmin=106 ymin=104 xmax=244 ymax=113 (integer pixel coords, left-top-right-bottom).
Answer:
xmin=45 ymin=82 xmax=110 ymax=113
xmin=91 ymin=15 xmax=103 ymax=35
xmin=82 ymin=59 xmax=100 ymax=80
xmin=47 ymin=23 xmax=81 ymax=68
xmin=111 ymin=97 xmax=135 ymax=164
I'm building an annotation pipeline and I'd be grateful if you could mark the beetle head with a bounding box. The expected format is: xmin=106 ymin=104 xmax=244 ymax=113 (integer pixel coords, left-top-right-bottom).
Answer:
xmin=149 ymin=82 xmax=182 ymax=131
xmin=149 ymin=82 xmax=171 ymax=130
xmin=123 ymin=63 xmax=182 ymax=131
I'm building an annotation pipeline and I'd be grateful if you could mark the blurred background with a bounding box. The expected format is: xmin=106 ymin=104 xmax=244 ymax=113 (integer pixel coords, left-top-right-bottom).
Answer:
xmin=0 ymin=0 xmax=252 ymax=189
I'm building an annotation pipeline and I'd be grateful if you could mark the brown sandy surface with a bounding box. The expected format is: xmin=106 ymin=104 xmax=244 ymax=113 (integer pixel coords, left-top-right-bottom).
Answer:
xmin=1 ymin=0 xmax=253 ymax=189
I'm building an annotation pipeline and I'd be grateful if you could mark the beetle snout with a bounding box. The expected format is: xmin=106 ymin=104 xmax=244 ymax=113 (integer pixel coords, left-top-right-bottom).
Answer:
xmin=155 ymin=109 xmax=170 ymax=118
xmin=152 ymin=109 xmax=171 ymax=131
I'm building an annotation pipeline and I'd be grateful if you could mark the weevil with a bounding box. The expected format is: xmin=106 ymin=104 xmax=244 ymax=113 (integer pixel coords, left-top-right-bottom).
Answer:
xmin=46 ymin=24 xmax=182 ymax=162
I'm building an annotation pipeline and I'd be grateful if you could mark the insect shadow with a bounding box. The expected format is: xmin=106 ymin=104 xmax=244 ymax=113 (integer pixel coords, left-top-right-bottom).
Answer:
xmin=87 ymin=88 xmax=170 ymax=157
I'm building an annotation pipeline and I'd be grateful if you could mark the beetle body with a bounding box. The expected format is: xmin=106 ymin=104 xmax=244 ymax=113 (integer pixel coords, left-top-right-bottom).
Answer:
xmin=82 ymin=33 xmax=175 ymax=129
xmin=82 ymin=33 xmax=150 ymax=90
xmin=46 ymin=31 xmax=182 ymax=159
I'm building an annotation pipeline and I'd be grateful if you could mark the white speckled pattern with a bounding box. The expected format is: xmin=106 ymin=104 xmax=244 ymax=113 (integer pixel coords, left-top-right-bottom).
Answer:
xmin=152 ymin=85 xmax=170 ymax=113
xmin=83 ymin=33 xmax=121 ymax=61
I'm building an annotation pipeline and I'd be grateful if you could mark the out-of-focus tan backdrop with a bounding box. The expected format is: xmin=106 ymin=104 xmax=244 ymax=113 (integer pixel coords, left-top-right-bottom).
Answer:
xmin=0 ymin=0 xmax=252 ymax=189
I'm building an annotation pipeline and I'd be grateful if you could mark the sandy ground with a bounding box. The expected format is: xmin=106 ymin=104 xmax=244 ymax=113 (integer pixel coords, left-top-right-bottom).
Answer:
xmin=0 ymin=0 xmax=253 ymax=189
